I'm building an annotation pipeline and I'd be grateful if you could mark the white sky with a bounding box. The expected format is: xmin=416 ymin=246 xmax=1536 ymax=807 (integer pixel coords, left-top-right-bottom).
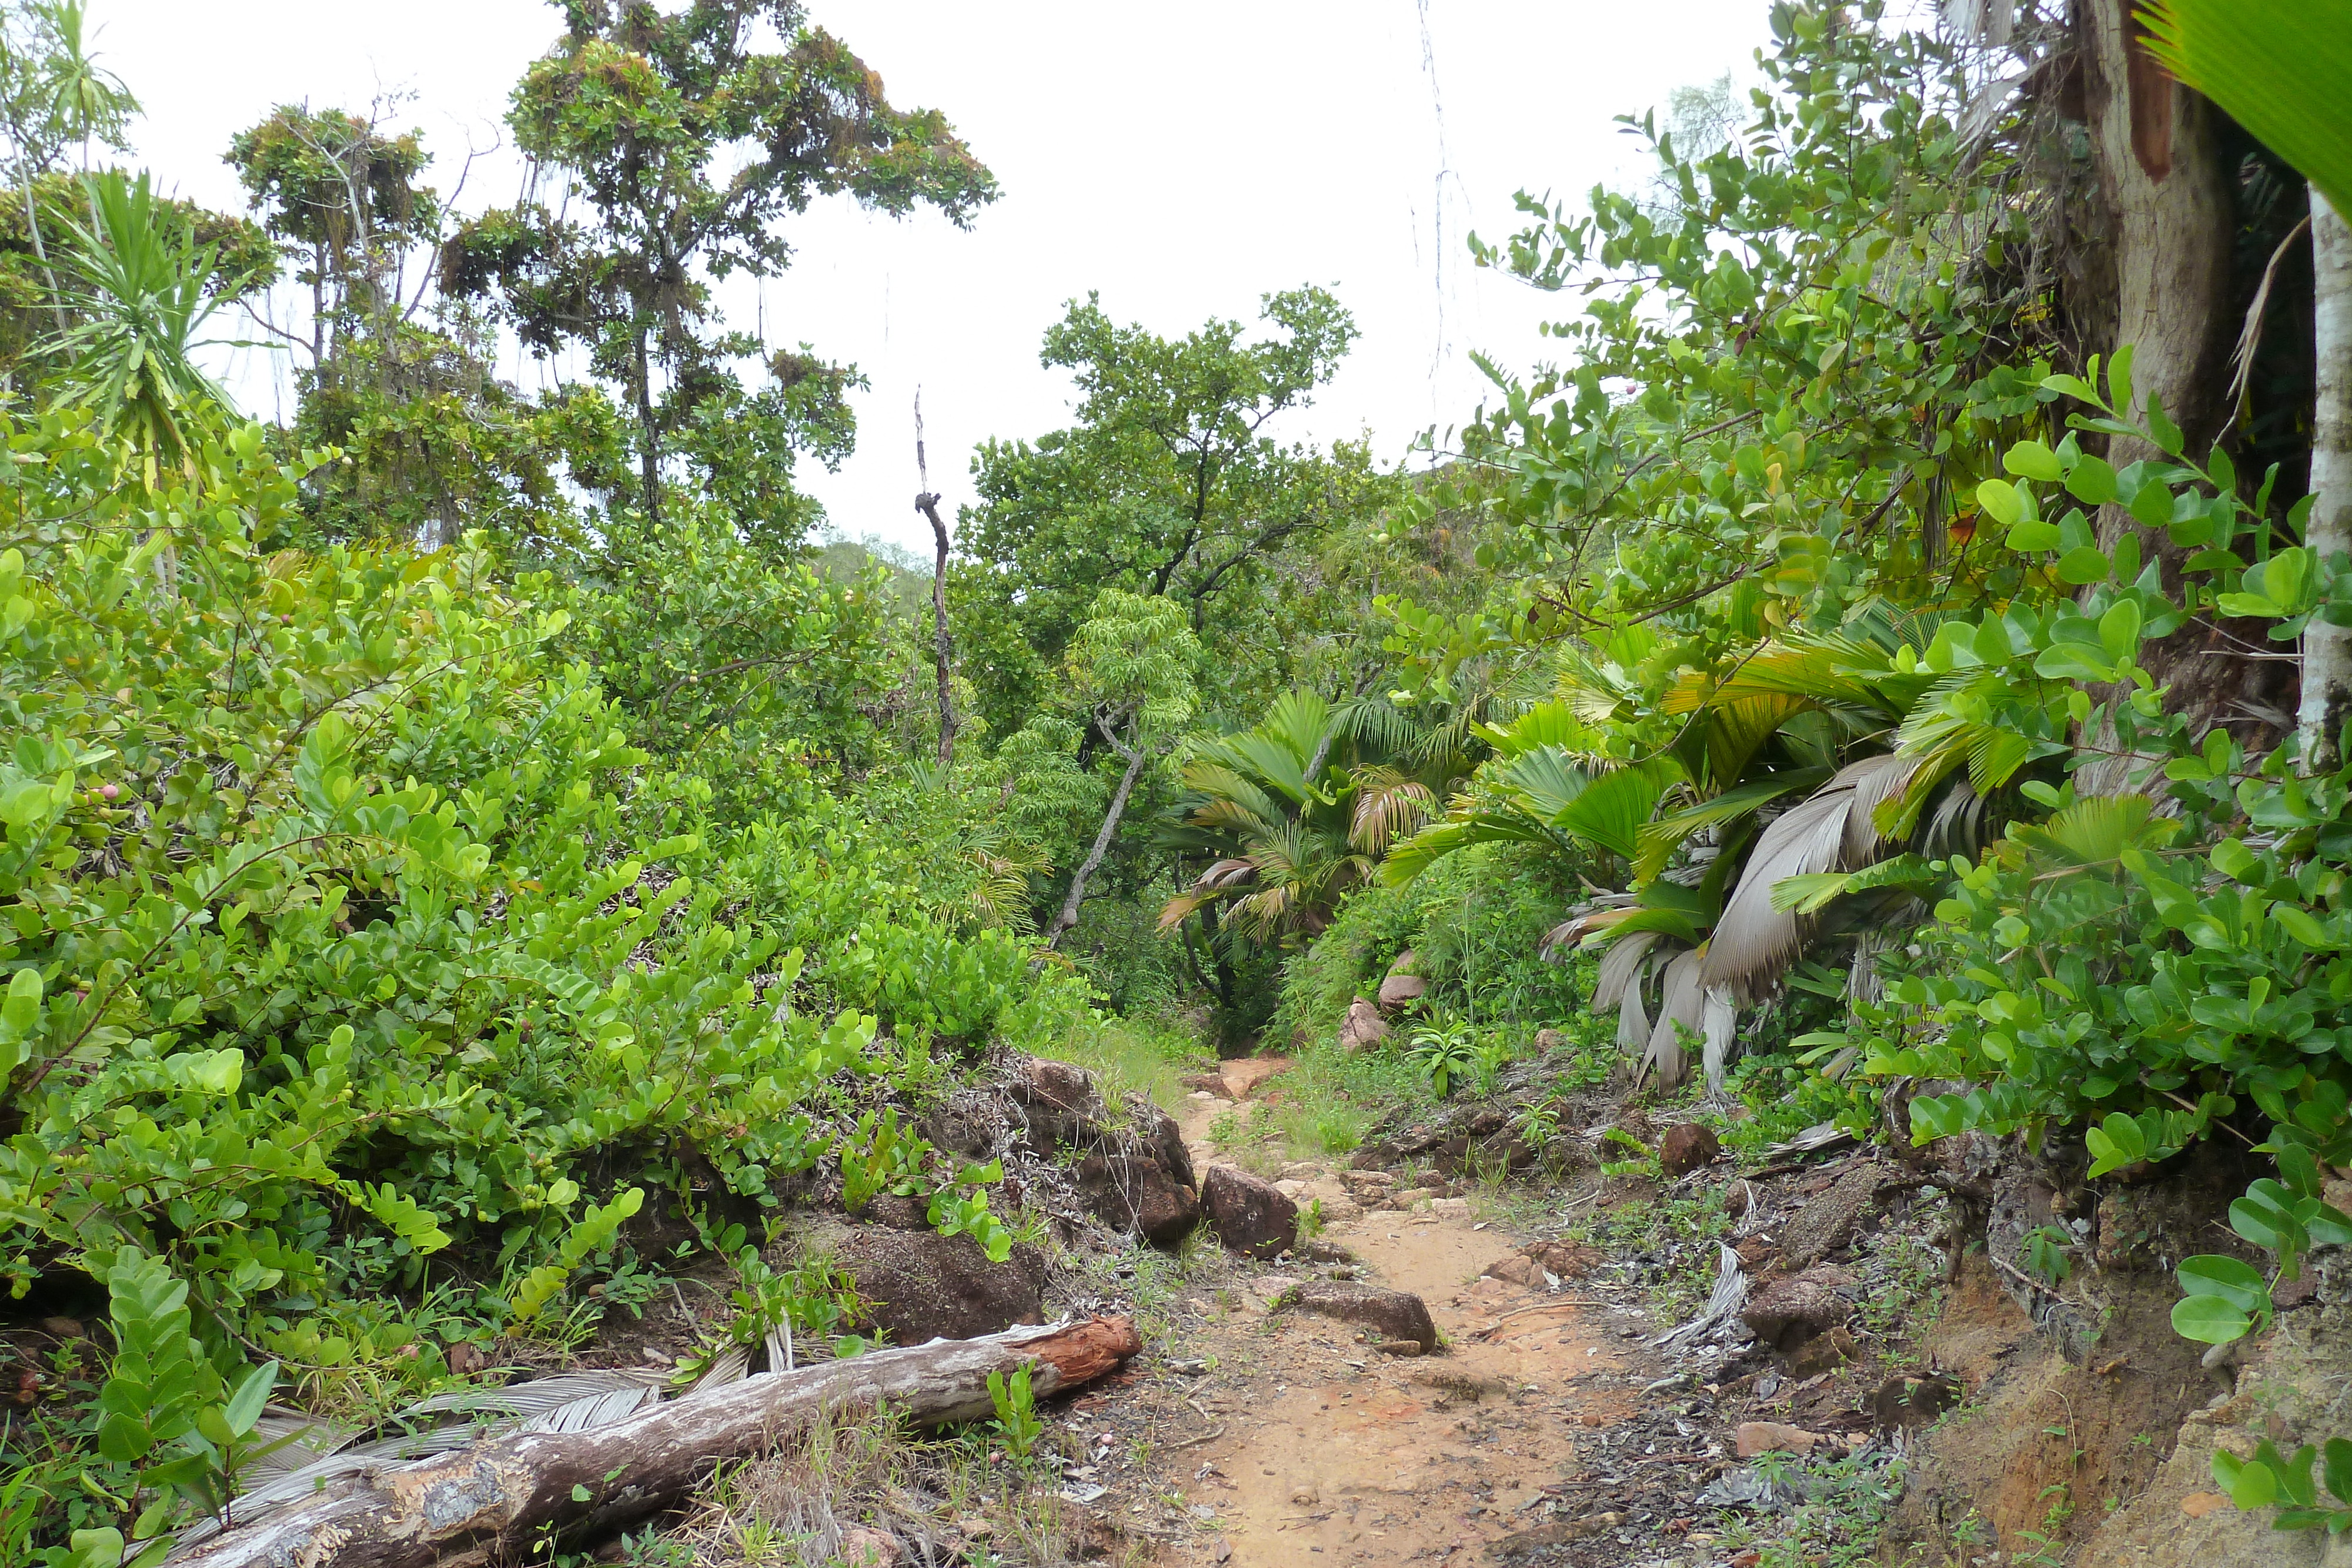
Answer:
xmin=99 ymin=1 xmax=1767 ymax=557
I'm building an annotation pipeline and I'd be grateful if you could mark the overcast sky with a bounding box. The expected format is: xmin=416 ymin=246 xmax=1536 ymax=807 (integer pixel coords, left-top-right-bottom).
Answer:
xmin=98 ymin=1 xmax=1767 ymax=557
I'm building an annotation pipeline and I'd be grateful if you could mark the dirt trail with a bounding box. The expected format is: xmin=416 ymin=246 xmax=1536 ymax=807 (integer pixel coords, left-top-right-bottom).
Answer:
xmin=1135 ymin=1092 xmax=1657 ymax=1567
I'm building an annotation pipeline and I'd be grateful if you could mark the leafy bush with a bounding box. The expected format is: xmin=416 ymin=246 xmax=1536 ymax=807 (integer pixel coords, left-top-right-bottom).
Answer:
xmin=0 ymin=417 xmax=1039 ymax=1551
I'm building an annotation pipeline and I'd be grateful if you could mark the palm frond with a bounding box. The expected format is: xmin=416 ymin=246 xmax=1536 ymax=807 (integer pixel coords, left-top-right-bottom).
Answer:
xmin=1553 ymin=757 xmax=1679 ymax=861
xmin=1700 ymin=754 xmax=1911 ymax=1002
xmin=1591 ymin=928 xmax=1664 ymax=1009
xmin=1645 ymin=947 xmax=1706 ymax=1088
xmin=1633 ymin=767 xmax=1829 ymax=883
xmin=1348 ymin=767 xmax=1436 ymax=854
xmin=2140 ymin=1 xmax=2352 ymax=215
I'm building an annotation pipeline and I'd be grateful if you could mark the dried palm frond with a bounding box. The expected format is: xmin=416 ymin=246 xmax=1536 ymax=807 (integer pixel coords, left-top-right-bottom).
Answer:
xmin=172 ymin=1369 xmax=671 ymax=1550
xmin=1701 ymin=754 xmax=1915 ymax=1004
xmin=1645 ymin=948 xmax=1708 ymax=1089
xmin=1700 ymin=983 xmax=1738 ymax=1095
xmin=1348 ymin=766 xmax=1436 ymax=854
xmin=1591 ymin=929 xmax=1664 ymax=1011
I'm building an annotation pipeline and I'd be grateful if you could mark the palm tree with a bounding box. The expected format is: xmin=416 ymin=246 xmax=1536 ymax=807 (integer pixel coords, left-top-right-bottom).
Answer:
xmin=1157 ymin=691 xmax=1455 ymax=946
xmin=41 ymin=170 xmax=236 ymax=483
xmin=1392 ymin=606 xmax=2043 ymax=1089
xmin=0 ymin=1 xmax=138 ymax=330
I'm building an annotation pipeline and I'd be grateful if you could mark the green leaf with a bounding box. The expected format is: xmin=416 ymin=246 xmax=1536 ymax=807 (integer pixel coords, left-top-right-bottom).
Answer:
xmin=2086 ymin=1112 xmax=2149 ymax=1178
xmin=2004 ymin=441 xmax=2064 ymax=482
xmin=224 ymin=1360 xmax=278 ymax=1438
xmin=2172 ymin=1292 xmax=2254 ymax=1345
xmin=2033 ymin=642 xmax=2116 ymax=682
xmin=2321 ymin=1437 xmax=2352 ymax=1506
xmin=2054 ymin=546 xmax=2114 ymax=585
xmin=2106 ymin=343 xmax=2136 ymax=416
xmin=2141 ymin=0 xmax=2352 ymax=217
xmin=1977 ymin=478 xmax=2025 ymax=527
xmin=2179 ymin=1253 xmax=2272 ymax=1319
xmin=2006 ymin=519 xmax=2062 ymax=553
xmin=2064 ymin=454 xmax=2119 ymax=506
xmin=2098 ymin=600 xmax=2144 ymax=660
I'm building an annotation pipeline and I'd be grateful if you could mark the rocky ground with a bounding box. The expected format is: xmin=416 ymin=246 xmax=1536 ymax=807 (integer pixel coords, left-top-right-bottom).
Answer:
xmin=18 ymin=1038 xmax=2337 ymax=1567
xmin=1050 ymin=1063 xmax=1971 ymax=1568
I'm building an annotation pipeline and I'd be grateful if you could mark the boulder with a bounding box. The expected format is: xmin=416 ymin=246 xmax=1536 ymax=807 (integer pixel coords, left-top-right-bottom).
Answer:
xmin=1740 ymin=1266 xmax=1852 ymax=1350
xmin=836 ymin=1527 xmax=901 ymax=1566
xmin=1377 ymin=972 xmax=1426 ymax=1012
xmin=1522 ymin=1238 xmax=1601 ymax=1280
xmin=1735 ymin=1420 xmax=1826 ymax=1457
xmin=1008 ymin=1057 xmax=1111 ymax=1155
xmin=1005 ymin=1058 xmax=1200 ymax=1246
xmin=1658 ymin=1123 xmax=1721 ymax=1176
xmin=1786 ymin=1324 xmax=1857 ymax=1378
xmin=1777 ymin=1162 xmax=1887 ymax=1269
xmin=1533 ymin=1027 xmax=1568 ymax=1054
xmin=1201 ymin=1164 xmax=1298 ymax=1259
xmin=1074 ymin=1152 xmax=1198 ymax=1245
xmin=1278 ymin=1282 xmax=1439 ymax=1352
xmin=1338 ymin=998 xmax=1389 ymax=1052
xmin=823 ymin=1223 xmax=1048 ymax=1345
xmin=1482 ymin=1253 xmax=1541 ymax=1286
xmin=1870 ymin=1372 xmax=1959 ymax=1432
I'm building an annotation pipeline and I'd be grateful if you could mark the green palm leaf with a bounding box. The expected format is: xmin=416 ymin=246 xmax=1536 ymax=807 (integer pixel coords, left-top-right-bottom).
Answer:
xmin=2140 ymin=1 xmax=2352 ymax=214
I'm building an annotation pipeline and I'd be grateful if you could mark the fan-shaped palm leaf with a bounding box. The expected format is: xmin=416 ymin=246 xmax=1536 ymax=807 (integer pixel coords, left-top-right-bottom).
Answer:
xmin=2140 ymin=1 xmax=2352 ymax=216
xmin=1699 ymin=754 xmax=1917 ymax=1003
xmin=1553 ymin=757 xmax=1679 ymax=862
xmin=1634 ymin=767 xmax=1829 ymax=883
xmin=1349 ymin=765 xmax=1436 ymax=854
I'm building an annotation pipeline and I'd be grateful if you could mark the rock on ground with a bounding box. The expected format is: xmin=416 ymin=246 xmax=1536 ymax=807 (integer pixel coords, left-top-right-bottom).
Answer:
xmin=1201 ymin=1165 xmax=1298 ymax=1259
xmin=1009 ymin=1055 xmax=1200 ymax=1245
xmin=1659 ymin=1122 xmax=1721 ymax=1176
xmin=1736 ymin=1420 xmax=1827 ymax=1457
xmin=1776 ymin=1161 xmax=1890 ymax=1269
xmin=1278 ymin=1282 xmax=1440 ymax=1352
xmin=1740 ymin=1266 xmax=1852 ymax=1350
xmin=1074 ymin=1151 xmax=1198 ymax=1245
xmin=1220 ymin=1057 xmax=1288 ymax=1099
xmin=820 ymin=1223 xmax=1048 ymax=1345
xmin=1339 ymin=998 xmax=1388 ymax=1052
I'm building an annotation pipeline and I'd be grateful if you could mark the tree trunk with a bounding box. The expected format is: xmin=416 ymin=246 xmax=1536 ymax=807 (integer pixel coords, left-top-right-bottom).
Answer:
xmin=633 ymin=327 xmax=662 ymax=523
xmin=1048 ymin=734 xmax=1148 ymax=950
xmin=916 ymin=491 xmax=958 ymax=767
xmin=2075 ymin=0 xmax=2284 ymax=761
xmin=2304 ymin=190 xmax=2352 ymax=769
xmin=168 ymin=1318 xmax=1140 ymax=1568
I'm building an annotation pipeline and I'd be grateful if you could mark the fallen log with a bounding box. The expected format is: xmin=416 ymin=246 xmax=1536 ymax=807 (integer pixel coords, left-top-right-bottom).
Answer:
xmin=169 ymin=1316 xmax=1140 ymax=1568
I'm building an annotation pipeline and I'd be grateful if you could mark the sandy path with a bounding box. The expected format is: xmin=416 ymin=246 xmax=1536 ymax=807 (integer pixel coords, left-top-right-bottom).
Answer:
xmin=1146 ymin=1092 xmax=1652 ymax=1566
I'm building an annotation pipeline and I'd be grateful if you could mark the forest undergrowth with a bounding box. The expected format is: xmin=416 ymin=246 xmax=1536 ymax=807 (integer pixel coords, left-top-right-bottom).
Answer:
xmin=5 ymin=1 xmax=2352 ymax=1565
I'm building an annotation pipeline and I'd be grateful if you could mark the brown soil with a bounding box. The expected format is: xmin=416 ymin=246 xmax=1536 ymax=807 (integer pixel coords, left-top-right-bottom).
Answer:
xmin=1073 ymin=1095 xmax=1668 ymax=1568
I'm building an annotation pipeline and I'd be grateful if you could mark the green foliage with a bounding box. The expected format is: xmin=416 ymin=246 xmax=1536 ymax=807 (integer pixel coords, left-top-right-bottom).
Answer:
xmin=2210 ymin=1438 xmax=2352 ymax=1534
xmin=442 ymin=0 xmax=994 ymax=531
xmin=1406 ymin=1019 xmax=1476 ymax=1099
xmin=961 ymin=288 xmax=1379 ymax=700
xmin=986 ymin=1363 xmax=1042 ymax=1460
xmin=2140 ymin=1 xmax=2352 ymax=216
xmin=0 ymin=411 xmax=1066 ymax=1552
xmin=42 ymin=170 xmax=246 ymax=479
xmin=1159 ymin=691 xmax=1448 ymax=946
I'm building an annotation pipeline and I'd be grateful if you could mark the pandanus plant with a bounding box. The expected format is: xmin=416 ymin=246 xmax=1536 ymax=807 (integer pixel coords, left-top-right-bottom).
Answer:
xmin=41 ymin=170 xmax=238 ymax=484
